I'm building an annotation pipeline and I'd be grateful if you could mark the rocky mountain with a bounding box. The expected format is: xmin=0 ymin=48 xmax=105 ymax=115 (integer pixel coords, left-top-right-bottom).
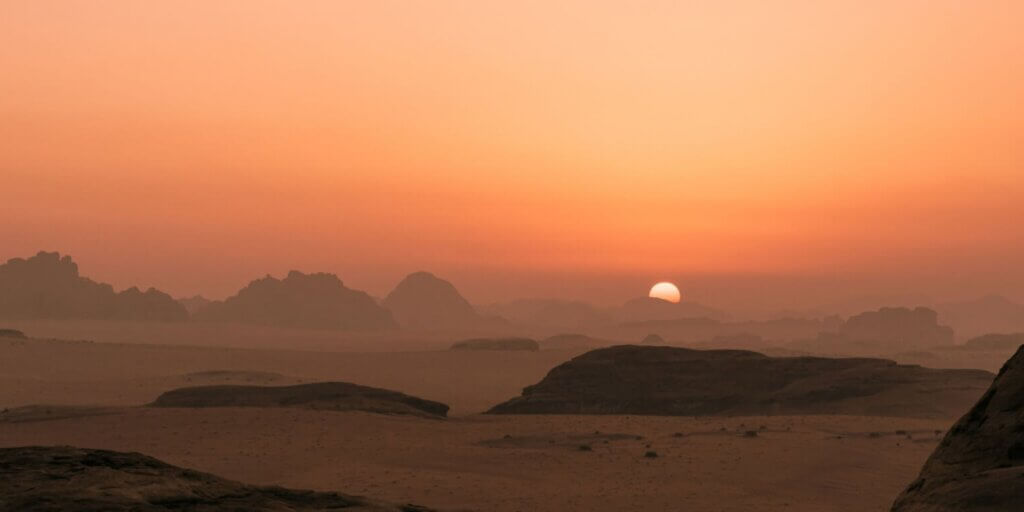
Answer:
xmin=961 ymin=333 xmax=1024 ymax=351
xmin=814 ymin=307 xmax=955 ymax=351
xmin=152 ymin=381 xmax=449 ymax=418
xmin=488 ymin=345 xmax=992 ymax=418
xmin=0 ymin=446 xmax=433 ymax=511
xmin=176 ymin=295 xmax=211 ymax=316
xmin=193 ymin=271 xmax=395 ymax=330
xmin=382 ymin=272 xmax=481 ymax=330
xmin=0 ymin=251 xmax=187 ymax=321
xmin=891 ymin=346 xmax=1024 ymax=511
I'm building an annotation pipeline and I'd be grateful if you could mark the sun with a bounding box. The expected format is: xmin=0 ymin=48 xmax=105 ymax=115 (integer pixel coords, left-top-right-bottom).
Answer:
xmin=648 ymin=282 xmax=681 ymax=303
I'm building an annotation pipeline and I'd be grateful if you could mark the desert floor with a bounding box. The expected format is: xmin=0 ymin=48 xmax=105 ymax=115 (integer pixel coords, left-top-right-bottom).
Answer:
xmin=0 ymin=325 xmax=969 ymax=511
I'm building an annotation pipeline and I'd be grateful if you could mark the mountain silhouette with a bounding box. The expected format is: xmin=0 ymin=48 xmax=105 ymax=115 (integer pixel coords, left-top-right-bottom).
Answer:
xmin=0 ymin=251 xmax=186 ymax=321
xmin=382 ymin=272 xmax=481 ymax=330
xmin=194 ymin=270 xmax=395 ymax=330
xmin=822 ymin=307 xmax=954 ymax=349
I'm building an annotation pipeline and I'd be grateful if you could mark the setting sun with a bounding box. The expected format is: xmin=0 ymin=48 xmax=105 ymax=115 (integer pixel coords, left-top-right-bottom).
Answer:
xmin=648 ymin=282 xmax=681 ymax=303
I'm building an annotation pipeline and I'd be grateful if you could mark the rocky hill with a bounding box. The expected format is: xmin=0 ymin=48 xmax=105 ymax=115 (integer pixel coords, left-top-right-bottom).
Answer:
xmin=383 ymin=272 xmax=481 ymax=330
xmin=0 ymin=251 xmax=187 ymax=321
xmin=891 ymin=346 xmax=1024 ymax=511
xmin=194 ymin=271 xmax=395 ymax=330
xmin=151 ymin=381 xmax=449 ymax=418
xmin=0 ymin=446 xmax=433 ymax=511
xmin=488 ymin=345 xmax=992 ymax=418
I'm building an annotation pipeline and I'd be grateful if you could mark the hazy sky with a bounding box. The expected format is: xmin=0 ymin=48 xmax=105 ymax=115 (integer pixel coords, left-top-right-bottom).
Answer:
xmin=3 ymin=1 xmax=1023 ymax=309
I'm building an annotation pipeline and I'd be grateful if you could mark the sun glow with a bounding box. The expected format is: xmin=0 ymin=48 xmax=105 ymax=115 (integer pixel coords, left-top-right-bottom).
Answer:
xmin=648 ymin=282 xmax=681 ymax=303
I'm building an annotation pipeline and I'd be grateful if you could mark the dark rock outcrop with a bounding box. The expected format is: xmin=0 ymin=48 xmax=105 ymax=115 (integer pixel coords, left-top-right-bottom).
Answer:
xmin=488 ymin=345 xmax=992 ymax=418
xmin=151 ymin=381 xmax=448 ymax=418
xmin=450 ymin=337 xmax=539 ymax=351
xmin=193 ymin=271 xmax=395 ymax=330
xmin=0 ymin=252 xmax=188 ymax=321
xmin=383 ymin=272 xmax=480 ymax=330
xmin=0 ymin=446 xmax=433 ymax=511
xmin=891 ymin=347 xmax=1024 ymax=511
xmin=961 ymin=333 xmax=1024 ymax=351
xmin=0 ymin=328 xmax=26 ymax=339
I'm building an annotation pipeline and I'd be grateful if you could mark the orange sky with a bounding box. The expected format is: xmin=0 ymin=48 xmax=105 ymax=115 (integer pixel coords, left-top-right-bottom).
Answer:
xmin=2 ymin=1 xmax=1023 ymax=309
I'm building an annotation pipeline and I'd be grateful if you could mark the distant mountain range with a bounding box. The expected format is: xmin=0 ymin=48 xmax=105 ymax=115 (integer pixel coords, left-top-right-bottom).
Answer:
xmin=0 ymin=252 xmax=187 ymax=321
xmin=193 ymin=271 xmax=396 ymax=331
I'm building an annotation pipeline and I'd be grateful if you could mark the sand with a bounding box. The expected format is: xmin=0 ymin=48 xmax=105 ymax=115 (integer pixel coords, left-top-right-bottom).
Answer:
xmin=0 ymin=322 xmax=978 ymax=511
xmin=0 ymin=407 xmax=946 ymax=511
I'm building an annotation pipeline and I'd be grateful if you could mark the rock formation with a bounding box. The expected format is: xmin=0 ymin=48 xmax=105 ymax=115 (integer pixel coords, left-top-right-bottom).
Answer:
xmin=0 ymin=446 xmax=433 ymax=511
xmin=0 ymin=251 xmax=187 ymax=321
xmin=193 ymin=271 xmax=395 ymax=330
xmin=151 ymin=381 xmax=448 ymax=418
xmin=961 ymin=333 xmax=1024 ymax=351
xmin=488 ymin=345 xmax=992 ymax=418
xmin=450 ymin=337 xmax=539 ymax=351
xmin=0 ymin=328 xmax=26 ymax=339
xmin=891 ymin=346 xmax=1024 ymax=511
xmin=839 ymin=307 xmax=954 ymax=348
xmin=383 ymin=271 xmax=480 ymax=330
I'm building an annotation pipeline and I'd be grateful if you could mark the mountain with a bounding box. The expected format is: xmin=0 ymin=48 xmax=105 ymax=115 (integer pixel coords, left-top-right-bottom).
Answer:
xmin=936 ymin=295 xmax=1024 ymax=340
xmin=193 ymin=270 xmax=395 ymax=330
xmin=382 ymin=271 xmax=481 ymax=330
xmin=614 ymin=297 xmax=729 ymax=323
xmin=0 ymin=446 xmax=434 ymax=511
xmin=819 ymin=307 xmax=954 ymax=350
xmin=891 ymin=347 xmax=1024 ymax=511
xmin=481 ymin=299 xmax=611 ymax=330
xmin=960 ymin=333 xmax=1024 ymax=351
xmin=488 ymin=345 xmax=991 ymax=418
xmin=0 ymin=251 xmax=187 ymax=321
xmin=176 ymin=295 xmax=211 ymax=316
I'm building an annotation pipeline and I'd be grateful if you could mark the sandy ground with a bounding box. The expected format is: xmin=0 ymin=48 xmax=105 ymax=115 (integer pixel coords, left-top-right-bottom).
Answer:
xmin=0 ymin=325 xmax=979 ymax=511
xmin=0 ymin=407 xmax=946 ymax=512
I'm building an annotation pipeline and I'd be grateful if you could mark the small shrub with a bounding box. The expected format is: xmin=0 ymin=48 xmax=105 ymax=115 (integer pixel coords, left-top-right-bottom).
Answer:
xmin=743 ymin=430 xmax=758 ymax=438
xmin=644 ymin=451 xmax=658 ymax=458
xmin=578 ymin=444 xmax=592 ymax=452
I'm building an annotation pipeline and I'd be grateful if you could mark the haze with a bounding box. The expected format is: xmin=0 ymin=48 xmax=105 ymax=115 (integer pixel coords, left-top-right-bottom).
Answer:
xmin=3 ymin=1 xmax=1023 ymax=309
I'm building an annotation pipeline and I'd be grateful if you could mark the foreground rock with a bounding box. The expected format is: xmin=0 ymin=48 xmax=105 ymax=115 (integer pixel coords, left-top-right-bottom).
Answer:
xmin=489 ymin=345 xmax=992 ymax=418
xmin=152 ymin=382 xmax=449 ymax=418
xmin=891 ymin=347 xmax=1024 ymax=511
xmin=0 ymin=446 xmax=433 ymax=511
xmin=450 ymin=337 xmax=539 ymax=351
